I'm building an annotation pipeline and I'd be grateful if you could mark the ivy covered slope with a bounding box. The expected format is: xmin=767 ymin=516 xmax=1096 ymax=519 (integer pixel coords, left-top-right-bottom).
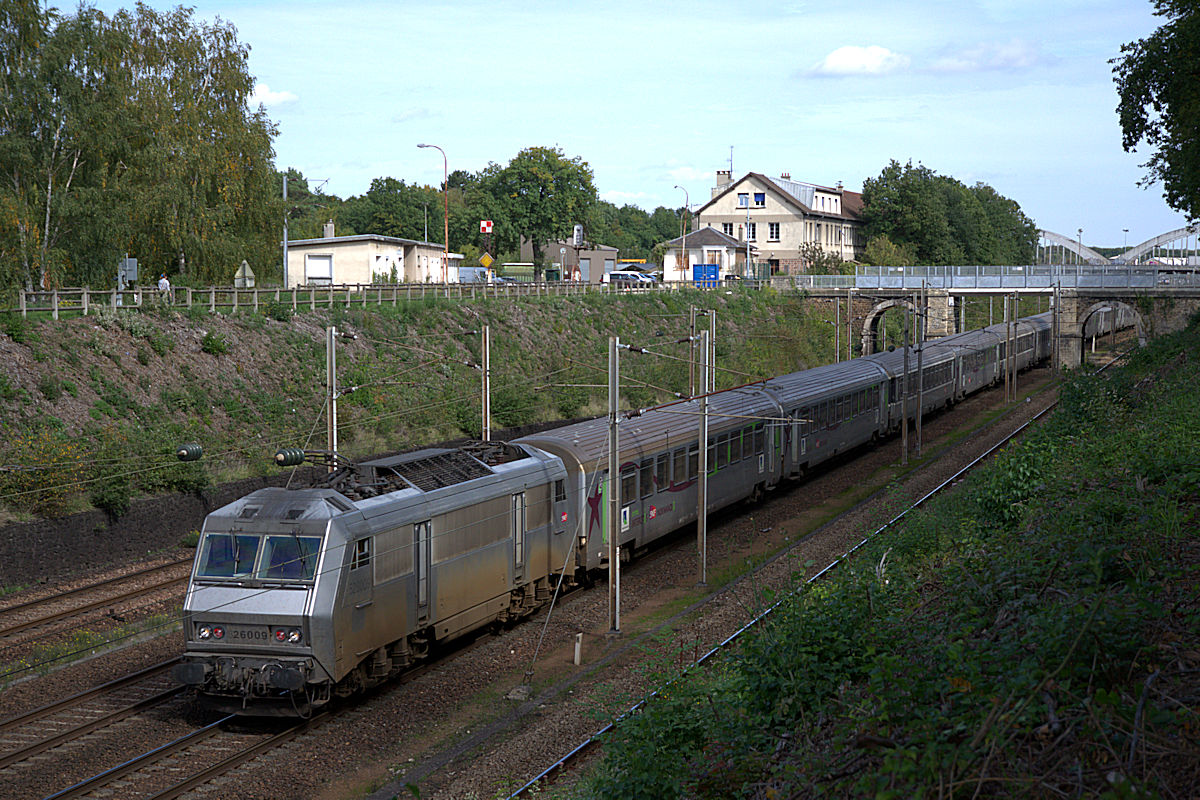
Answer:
xmin=586 ymin=317 xmax=1200 ymax=797
xmin=0 ymin=288 xmax=828 ymax=522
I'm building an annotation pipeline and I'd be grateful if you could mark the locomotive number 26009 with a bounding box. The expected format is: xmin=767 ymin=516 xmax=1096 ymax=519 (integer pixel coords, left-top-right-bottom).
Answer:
xmin=227 ymin=627 xmax=270 ymax=641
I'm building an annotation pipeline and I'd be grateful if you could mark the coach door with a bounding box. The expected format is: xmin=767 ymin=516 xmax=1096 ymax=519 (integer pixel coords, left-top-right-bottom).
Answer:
xmin=512 ymin=492 xmax=526 ymax=582
xmin=415 ymin=520 xmax=431 ymax=624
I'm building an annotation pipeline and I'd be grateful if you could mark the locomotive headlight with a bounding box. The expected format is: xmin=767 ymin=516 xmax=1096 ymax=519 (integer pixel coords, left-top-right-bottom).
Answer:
xmin=198 ymin=625 xmax=212 ymax=640
xmin=286 ymin=628 xmax=302 ymax=644
xmin=212 ymin=626 xmax=224 ymax=639
xmin=198 ymin=625 xmax=225 ymax=640
xmin=274 ymin=629 xmax=287 ymax=642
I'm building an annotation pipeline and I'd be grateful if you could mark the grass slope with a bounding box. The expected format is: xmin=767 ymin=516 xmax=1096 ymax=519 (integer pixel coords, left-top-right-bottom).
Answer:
xmin=581 ymin=318 xmax=1200 ymax=798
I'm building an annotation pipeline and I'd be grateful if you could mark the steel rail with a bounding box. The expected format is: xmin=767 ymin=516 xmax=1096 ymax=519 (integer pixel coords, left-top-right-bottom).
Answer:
xmin=145 ymin=713 xmax=327 ymax=800
xmin=0 ymin=571 xmax=188 ymax=638
xmin=0 ymin=658 xmax=179 ymax=732
xmin=41 ymin=715 xmax=236 ymax=800
xmin=0 ymin=558 xmax=190 ymax=617
xmin=0 ymin=685 xmax=184 ymax=769
xmin=505 ymin=349 xmax=1134 ymax=797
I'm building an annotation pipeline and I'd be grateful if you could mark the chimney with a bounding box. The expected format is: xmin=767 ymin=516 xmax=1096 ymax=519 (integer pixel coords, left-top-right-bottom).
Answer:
xmin=713 ymin=169 xmax=732 ymax=198
xmin=835 ymin=181 xmax=843 ymax=191
xmin=781 ymin=172 xmax=791 ymax=181
xmin=323 ymin=219 xmax=335 ymax=238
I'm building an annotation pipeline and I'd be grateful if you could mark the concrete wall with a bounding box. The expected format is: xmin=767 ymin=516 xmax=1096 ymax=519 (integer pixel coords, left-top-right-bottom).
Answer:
xmin=0 ymin=470 xmax=319 ymax=587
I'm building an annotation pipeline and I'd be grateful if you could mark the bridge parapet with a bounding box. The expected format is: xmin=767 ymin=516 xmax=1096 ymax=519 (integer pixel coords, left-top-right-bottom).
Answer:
xmin=786 ymin=265 xmax=1199 ymax=292
xmin=1053 ymin=288 xmax=1200 ymax=368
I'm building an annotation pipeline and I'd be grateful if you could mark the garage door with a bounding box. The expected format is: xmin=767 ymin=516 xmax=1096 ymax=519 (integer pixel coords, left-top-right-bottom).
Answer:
xmin=306 ymin=254 xmax=333 ymax=285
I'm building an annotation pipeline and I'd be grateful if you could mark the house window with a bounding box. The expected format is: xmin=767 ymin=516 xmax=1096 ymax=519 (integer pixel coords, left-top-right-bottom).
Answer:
xmin=722 ymin=222 xmax=734 ymax=237
xmin=747 ymin=222 xmax=757 ymax=241
xmin=754 ymin=193 xmax=765 ymax=207
xmin=737 ymin=193 xmax=749 ymax=207
xmin=768 ymin=222 xmax=780 ymax=241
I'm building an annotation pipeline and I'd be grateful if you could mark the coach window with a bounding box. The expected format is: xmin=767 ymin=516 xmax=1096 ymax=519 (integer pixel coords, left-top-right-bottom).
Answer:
xmin=717 ymin=433 xmax=730 ymax=469
xmin=352 ymin=538 xmax=371 ymax=571
xmin=707 ymin=436 xmax=718 ymax=474
xmin=799 ymin=407 xmax=811 ymax=437
xmin=730 ymin=430 xmax=743 ymax=462
xmin=655 ymin=453 xmax=669 ymax=492
xmin=688 ymin=444 xmax=699 ymax=480
xmin=640 ymin=459 xmax=654 ymax=499
xmin=621 ymin=466 xmax=637 ymax=504
xmin=753 ymin=423 xmax=765 ymax=454
xmin=673 ymin=447 xmax=687 ymax=485
xmin=554 ymin=479 xmax=566 ymax=503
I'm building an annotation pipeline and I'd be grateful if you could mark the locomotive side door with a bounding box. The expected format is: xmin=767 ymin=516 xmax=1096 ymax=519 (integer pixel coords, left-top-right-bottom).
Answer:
xmin=511 ymin=492 xmax=526 ymax=583
xmin=415 ymin=520 xmax=431 ymax=626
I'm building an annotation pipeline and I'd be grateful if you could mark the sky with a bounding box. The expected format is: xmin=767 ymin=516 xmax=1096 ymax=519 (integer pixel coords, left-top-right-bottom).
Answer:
xmin=89 ymin=0 xmax=1186 ymax=250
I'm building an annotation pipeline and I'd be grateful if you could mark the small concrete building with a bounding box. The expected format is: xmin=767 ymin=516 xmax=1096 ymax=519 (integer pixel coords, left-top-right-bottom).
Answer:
xmin=660 ymin=227 xmax=748 ymax=282
xmin=285 ymin=231 xmax=460 ymax=288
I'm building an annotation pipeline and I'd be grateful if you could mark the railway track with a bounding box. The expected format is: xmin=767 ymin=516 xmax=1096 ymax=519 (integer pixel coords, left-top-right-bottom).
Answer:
xmin=0 ymin=558 xmax=190 ymax=642
xmin=42 ymin=712 xmax=317 ymax=800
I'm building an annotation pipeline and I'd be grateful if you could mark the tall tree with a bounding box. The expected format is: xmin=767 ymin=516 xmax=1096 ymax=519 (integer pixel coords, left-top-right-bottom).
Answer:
xmin=479 ymin=146 xmax=597 ymax=276
xmin=862 ymin=160 xmax=1036 ymax=265
xmin=1114 ymin=0 xmax=1200 ymax=221
xmin=0 ymin=2 xmax=281 ymax=290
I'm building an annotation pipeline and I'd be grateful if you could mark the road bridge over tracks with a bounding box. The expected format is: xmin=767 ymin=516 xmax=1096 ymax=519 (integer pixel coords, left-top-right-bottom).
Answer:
xmin=795 ymin=267 xmax=1200 ymax=369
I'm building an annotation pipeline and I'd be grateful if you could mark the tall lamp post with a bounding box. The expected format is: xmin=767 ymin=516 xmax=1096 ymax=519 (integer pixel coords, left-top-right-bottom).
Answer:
xmin=1123 ymin=228 xmax=1129 ymax=264
xmin=418 ymin=143 xmax=449 ymax=280
xmin=674 ymin=184 xmax=689 ymax=281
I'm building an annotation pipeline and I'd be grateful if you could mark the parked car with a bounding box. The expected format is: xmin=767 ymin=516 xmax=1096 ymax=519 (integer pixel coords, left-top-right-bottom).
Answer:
xmin=602 ymin=270 xmax=656 ymax=286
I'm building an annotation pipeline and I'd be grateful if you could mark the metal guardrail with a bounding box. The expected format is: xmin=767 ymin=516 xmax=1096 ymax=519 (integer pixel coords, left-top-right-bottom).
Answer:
xmin=784 ymin=265 xmax=1200 ymax=290
xmin=11 ymin=267 xmax=1200 ymax=319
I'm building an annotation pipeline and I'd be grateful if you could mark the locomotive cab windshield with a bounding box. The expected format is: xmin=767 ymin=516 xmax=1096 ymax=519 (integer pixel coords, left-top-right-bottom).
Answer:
xmin=196 ymin=530 xmax=323 ymax=585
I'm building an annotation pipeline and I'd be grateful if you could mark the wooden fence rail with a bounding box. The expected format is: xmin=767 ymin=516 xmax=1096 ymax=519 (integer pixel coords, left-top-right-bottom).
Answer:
xmin=9 ymin=279 xmax=772 ymax=319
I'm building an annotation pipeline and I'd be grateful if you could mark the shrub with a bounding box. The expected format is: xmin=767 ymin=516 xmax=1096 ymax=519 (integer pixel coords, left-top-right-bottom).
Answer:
xmin=264 ymin=300 xmax=294 ymax=322
xmin=38 ymin=375 xmax=62 ymax=402
xmin=1 ymin=313 xmax=34 ymax=344
xmin=201 ymin=331 xmax=229 ymax=355
xmin=90 ymin=475 xmax=131 ymax=519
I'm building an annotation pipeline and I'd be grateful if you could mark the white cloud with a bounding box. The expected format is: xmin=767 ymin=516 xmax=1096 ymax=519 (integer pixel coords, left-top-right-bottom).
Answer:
xmin=249 ymin=83 xmax=297 ymax=107
xmin=391 ymin=108 xmax=433 ymax=124
xmin=930 ymin=39 xmax=1044 ymax=72
xmin=809 ymin=45 xmax=910 ymax=77
xmin=602 ymin=189 xmax=653 ymax=205
xmin=666 ymin=165 xmax=711 ymax=183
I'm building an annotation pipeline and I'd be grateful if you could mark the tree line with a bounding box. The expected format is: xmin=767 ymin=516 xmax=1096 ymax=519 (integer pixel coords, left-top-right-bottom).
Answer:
xmin=2 ymin=2 xmax=1058 ymax=296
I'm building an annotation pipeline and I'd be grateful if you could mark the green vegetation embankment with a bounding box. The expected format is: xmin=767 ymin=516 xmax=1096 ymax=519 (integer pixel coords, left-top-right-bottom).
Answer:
xmin=1 ymin=288 xmax=833 ymax=523
xmin=582 ymin=315 xmax=1200 ymax=797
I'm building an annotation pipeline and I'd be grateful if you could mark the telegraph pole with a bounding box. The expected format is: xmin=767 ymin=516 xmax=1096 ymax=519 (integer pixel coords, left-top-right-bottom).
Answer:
xmin=901 ymin=304 xmax=910 ymax=465
xmin=326 ymin=326 xmax=337 ymax=471
xmin=607 ymin=336 xmax=621 ymax=635
xmin=916 ymin=284 xmax=925 ymax=457
xmin=697 ymin=329 xmax=709 ymax=586
xmin=482 ymin=325 xmax=491 ymax=440
xmin=689 ymin=306 xmax=697 ymax=397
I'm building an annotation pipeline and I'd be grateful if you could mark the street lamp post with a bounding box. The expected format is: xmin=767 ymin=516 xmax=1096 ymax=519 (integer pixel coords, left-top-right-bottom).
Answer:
xmin=1077 ymin=227 xmax=1083 ymax=277
xmin=418 ymin=143 xmax=449 ymax=280
xmin=674 ymin=185 xmax=689 ymax=282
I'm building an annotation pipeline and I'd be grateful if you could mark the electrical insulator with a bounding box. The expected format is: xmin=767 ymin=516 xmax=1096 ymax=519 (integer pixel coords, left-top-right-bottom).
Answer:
xmin=176 ymin=443 xmax=202 ymax=462
xmin=274 ymin=448 xmax=306 ymax=467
